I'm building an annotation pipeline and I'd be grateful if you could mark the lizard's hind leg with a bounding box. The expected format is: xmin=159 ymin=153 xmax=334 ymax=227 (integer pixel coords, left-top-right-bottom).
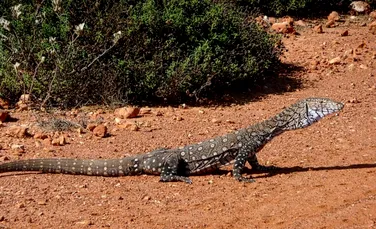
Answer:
xmin=159 ymin=154 xmax=192 ymax=184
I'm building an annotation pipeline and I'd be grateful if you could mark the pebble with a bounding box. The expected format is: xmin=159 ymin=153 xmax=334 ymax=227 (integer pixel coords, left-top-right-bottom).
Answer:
xmin=314 ymin=25 xmax=323 ymax=33
xmin=11 ymin=144 xmax=25 ymax=154
xmin=211 ymin=118 xmax=221 ymax=124
xmin=118 ymin=121 xmax=140 ymax=131
xmin=329 ymin=56 xmax=341 ymax=64
xmin=6 ymin=126 xmax=28 ymax=138
xmin=93 ymin=124 xmax=107 ymax=138
xmin=328 ymin=11 xmax=340 ymax=21
xmin=340 ymin=30 xmax=349 ymax=36
xmin=114 ymin=107 xmax=140 ymax=119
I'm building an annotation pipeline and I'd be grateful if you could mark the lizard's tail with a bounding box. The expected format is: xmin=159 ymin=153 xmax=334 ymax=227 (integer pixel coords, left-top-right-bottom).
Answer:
xmin=275 ymin=98 xmax=344 ymax=131
xmin=0 ymin=158 xmax=136 ymax=176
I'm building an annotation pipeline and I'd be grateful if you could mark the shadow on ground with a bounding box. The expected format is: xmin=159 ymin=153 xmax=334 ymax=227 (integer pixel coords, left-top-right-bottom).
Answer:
xmin=196 ymin=63 xmax=306 ymax=107
xmin=253 ymin=163 xmax=376 ymax=179
xmin=208 ymin=162 xmax=376 ymax=179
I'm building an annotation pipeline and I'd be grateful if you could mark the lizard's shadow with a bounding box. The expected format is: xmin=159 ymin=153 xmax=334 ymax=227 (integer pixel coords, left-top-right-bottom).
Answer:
xmin=209 ymin=163 xmax=376 ymax=178
xmin=246 ymin=163 xmax=376 ymax=179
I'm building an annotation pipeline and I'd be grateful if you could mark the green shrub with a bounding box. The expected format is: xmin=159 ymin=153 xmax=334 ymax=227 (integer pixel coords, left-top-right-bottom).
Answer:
xmin=0 ymin=0 xmax=282 ymax=106
xmin=233 ymin=0 xmax=376 ymax=17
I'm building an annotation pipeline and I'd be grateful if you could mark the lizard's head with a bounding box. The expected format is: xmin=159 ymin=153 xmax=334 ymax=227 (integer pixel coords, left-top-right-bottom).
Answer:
xmin=305 ymin=98 xmax=344 ymax=120
xmin=278 ymin=97 xmax=344 ymax=130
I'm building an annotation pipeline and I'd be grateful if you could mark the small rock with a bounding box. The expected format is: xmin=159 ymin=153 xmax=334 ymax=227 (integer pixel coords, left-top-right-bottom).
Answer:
xmin=76 ymin=220 xmax=93 ymax=226
xmin=370 ymin=10 xmax=376 ymax=20
xmin=16 ymin=94 xmax=32 ymax=111
xmin=271 ymin=22 xmax=294 ymax=34
xmin=142 ymin=195 xmax=151 ymax=201
xmin=34 ymin=132 xmax=49 ymax=140
xmin=325 ymin=20 xmax=336 ymax=28
xmin=359 ymin=64 xmax=368 ymax=69
xmin=35 ymin=140 xmax=42 ymax=148
xmin=7 ymin=126 xmax=28 ymax=138
xmin=118 ymin=121 xmax=139 ymax=131
xmin=114 ymin=107 xmax=140 ymax=119
xmin=328 ymin=11 xmax=340 ymax=22
xmin=345 ymin=49 xmax=354 ymax=55
xmin=342 ymin=49 xmax=355 ymax=61
xmin=140 ymin=108 xmax=152 ymax=115
xmin=340 ymin=30 xmax=349 ymax=36
xmin=281 ymin=16 xmax=294 ymax=25
xmin=0 ymin=111 xmax=8 ymax=122
xmin=350 ymin=1 xmax=370 ymax=14
xmin=59 ymin=135 xmax=66 ymax=145
xmin=51 ymin=138 xmax=61 ymax=146
xmin=11 ymin=144 xmax=25 ymax=154
xmin=77 ymin=127 xmax=85 ymax=134
xmin=329 ymin=56 xmax=341 ymax=64
xmin=313 ymin=24 xmax=323 ymax=33
xmin=180 ymin=103 xmax=188 ymax=109
xmin=198 ymin=110 xmax=205 ymax=114
xmin=125 ymin=107 xmax=140 ymax=118
xmin=211 ymin=118 xmax=221 ymax=124
xmin=93 ymin=124 xmax=107 ymax=138
xmin=37 ymin=200 xmax=47 ymax=205
xmin=114 ymin=117 xmax=122 ymax=124
xmin=19 ymin=94 xmax=31 ymax=103
xmin=369 ymin=21 xmax=376 ymax=34
xmin=174 ymin=116 xmax=184 ymax=121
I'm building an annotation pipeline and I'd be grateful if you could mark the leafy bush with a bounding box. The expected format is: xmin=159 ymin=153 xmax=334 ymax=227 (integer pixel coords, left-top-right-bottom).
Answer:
xmin=0 ymin=0 xmax=282 ymax=107
xmin=234 ymin=0 xmax=376 ymax=17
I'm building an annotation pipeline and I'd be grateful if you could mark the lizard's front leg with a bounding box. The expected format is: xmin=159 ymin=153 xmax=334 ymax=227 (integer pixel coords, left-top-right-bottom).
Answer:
xmin=159 ymin=153 xmax=192 ymax=184
xmin=233 ymin=148 xmax=255 ymax=183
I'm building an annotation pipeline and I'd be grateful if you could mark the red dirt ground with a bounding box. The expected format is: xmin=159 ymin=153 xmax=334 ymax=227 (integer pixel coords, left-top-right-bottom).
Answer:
xmin=0 ymin=16 xmax=375 ymax=228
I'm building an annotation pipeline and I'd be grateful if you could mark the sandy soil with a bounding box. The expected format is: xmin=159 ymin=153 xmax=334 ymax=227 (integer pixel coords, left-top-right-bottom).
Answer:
xmin=0 ymin=15 xmax=375 ymax=228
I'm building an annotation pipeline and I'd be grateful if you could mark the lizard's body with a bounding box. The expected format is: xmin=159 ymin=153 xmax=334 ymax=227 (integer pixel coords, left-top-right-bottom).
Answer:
xmin=0 ymin=98 xmax=344 ymax=183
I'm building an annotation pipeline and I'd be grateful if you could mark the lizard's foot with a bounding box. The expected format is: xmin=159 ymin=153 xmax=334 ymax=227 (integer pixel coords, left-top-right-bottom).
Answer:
xmin=235 ymin=176 xmax=255 ymax=183
xmin=251 ymin=164 xmax=279 ymax=172
xmin=160 ymin=174 xmax=192 ymax=184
